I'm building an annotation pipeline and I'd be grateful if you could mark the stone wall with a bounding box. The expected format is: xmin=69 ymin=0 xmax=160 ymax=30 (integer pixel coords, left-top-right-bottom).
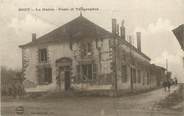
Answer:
xmin=22 ymin=38 xmax=114 ymax=91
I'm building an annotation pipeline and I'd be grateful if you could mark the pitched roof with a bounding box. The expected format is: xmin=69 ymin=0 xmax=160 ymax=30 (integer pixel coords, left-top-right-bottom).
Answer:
xmin=19 ymin=15 xmax=112 ymax=47
xmin=172 ymin=24 xmax=184 ymax=51
xmin=19 ymin=15 xmax=151 ymax=60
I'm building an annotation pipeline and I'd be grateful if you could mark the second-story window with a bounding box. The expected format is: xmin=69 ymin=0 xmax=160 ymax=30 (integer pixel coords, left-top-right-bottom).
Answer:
xmin=39 ymin=48 xmax=47 ymax=63
xmin=80 ymin=42 xmax=92 ymax=57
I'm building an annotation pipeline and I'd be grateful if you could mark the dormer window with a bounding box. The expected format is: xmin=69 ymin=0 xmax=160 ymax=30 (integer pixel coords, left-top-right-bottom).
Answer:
xmin=39 ymin=48 xmax=48 ymax=63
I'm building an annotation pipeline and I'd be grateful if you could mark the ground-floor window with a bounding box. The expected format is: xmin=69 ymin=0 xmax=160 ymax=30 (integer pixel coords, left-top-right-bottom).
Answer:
xmin=121 ymin=65 xmax=127 ymax=82
xmin=137 ymin=70 xmax=141 ymax=83
xmin=77 ymin=64 xmax=97 ymax=81
xmin=147 ymin=72 xmax=150 ymax=85
xmin=143 ymin=71 xmax=146 ymax=85
xmin=131 ymin=68 xmax=136 ymax=83
xmin=38 ymin=67 xmax=52 ymax=84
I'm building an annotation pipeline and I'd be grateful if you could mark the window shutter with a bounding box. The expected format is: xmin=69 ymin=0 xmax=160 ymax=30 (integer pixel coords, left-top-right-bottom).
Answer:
xmin=38 ymin=48 xmax=48 ymax=63
xmin=45 ymin=49 xmax=48 ymax=62
xmin=38 ymin=68 xmax=45 ymax=84
xmin=93 ymin=64 xmax=97 ymax=80
xmin=76 ymin=65 xmax=80 ymax=81
xmin=48 ymin=68 xmax=52 ymax=83
xmin=38 ymin=49 xmax=41 ymax=63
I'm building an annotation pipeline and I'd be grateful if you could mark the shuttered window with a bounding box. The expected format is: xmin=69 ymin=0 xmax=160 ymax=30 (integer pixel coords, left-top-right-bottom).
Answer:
xmin=137 ymin=70 xmax=141 ymax=83
xmin=131 ymin=68 xmax=136 ymax=83
xmin=39 ymin=48 xmax=48 ymax=63
xmin=147 ymin=72 xmax=150 ymax=85
xmin=38 ymin=67 xmax=52 ymax=84
xmin=93 ymin=64 xmax=97 ymax=80
xmin=143 ymin=72 xmax=146 ymax=85
xmin=80 ymin=42 xmax=93 ymax=57
xmin=44 ymin=68 xmax=52 ymax=83
xmin=76 ymin=63 xmax=97 ymax=81
xmin=121 ymin=65 xmax=127 ymax=82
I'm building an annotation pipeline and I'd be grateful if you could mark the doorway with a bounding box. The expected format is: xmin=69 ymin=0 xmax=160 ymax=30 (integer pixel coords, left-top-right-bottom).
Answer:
xmin=56 ymin=57 xmax=72 ymax=91
xmin=64 ymin=71 xmax=71 ymax=91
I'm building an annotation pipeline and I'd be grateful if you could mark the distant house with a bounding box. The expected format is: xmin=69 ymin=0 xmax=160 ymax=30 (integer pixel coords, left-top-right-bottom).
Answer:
xmin=150 ymin=64 xmax=167 ymax=87
xmin=19 ymin=15 xmax=164 ymax=95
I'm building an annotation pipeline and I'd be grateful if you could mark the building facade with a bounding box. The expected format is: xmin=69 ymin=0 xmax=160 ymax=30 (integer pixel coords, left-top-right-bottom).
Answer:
xmin=19 ymin=15 xmax=164 ymax=95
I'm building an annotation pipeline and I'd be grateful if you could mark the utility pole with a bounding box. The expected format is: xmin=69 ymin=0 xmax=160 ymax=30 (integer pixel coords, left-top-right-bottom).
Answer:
xmin=129 ymin=35 xmax=134 ymax=92
xmin=166 ymin=58 xmax=168 ymax=70
xmin=112 ymin=18 xmax=118 ymax=96
xmin=164 ymin=58 xmax=168 ymax=80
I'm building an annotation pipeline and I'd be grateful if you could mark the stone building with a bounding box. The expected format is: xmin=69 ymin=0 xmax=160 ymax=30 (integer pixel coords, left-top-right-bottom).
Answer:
xmin=19 ymin=15 xmax=164 ymax=95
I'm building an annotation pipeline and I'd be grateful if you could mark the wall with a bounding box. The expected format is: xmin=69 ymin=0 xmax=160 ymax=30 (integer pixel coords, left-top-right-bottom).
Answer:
xmin=22 ymin=37 xmax=159 ymax=93
xmin=22 ymin=47 xmax=38 ymax=85
xmin=71 ymin=38 xmax=113 ymax=90
xmin=116 ymin=38 xmax=158 ymax=92
xmin=22 ymin=37 xmax=114 ymax=92
xmin=22 ymin=39 xmax=74 ymax=91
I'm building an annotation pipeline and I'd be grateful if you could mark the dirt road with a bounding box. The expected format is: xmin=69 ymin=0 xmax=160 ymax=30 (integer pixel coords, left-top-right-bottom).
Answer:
xmin=1 ymin=86 xmax=183 ymax=116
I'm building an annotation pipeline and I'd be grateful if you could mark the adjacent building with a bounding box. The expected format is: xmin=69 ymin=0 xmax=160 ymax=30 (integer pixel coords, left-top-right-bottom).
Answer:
xmin=173 ymin=24 xmax=184 ymax=68
xmin=173 ymin=24 xmax=184 ymax=51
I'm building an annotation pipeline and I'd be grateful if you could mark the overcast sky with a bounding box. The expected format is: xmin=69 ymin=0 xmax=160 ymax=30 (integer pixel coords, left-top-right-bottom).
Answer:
xmin=0 ymin=0 xmax=184 ymax=82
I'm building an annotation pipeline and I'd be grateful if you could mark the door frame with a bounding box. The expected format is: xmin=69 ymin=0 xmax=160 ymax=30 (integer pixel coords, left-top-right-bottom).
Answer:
xmin=56 ymin=57 xmax=72 ymax=91
xmin=64 ymin=71 xmax=71 ymax=91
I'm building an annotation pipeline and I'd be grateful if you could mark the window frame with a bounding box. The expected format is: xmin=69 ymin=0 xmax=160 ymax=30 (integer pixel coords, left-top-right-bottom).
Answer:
xmin=38 ymin=67 xmax=52 ymax=85
xmin=121 ymin=65 xmax=127 ymax=82
xmin=76 ymin=63 xmax=97 ymax=81
xmin=80 ymin=42 xmax=93 ymax=58
xmin=38 ymin=48 xmax=48 ymax=63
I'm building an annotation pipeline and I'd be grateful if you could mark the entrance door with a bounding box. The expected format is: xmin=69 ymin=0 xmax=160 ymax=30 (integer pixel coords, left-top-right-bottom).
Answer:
xmin=64 ymin=71 xmax=70 ymax=91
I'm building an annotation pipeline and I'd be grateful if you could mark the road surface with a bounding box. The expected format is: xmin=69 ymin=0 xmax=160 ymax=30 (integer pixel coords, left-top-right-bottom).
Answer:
xmin=1 ymin=86 xmax=183 ymax=116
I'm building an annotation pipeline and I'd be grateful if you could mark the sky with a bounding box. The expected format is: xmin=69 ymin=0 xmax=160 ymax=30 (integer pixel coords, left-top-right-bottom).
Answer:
xmin=0 ymin=0 xmax=184 ymax=82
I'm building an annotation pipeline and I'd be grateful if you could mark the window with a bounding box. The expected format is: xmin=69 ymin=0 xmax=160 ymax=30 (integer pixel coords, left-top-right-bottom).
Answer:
xmin=44 ymin=68 xmax=52 ymax=83
xmin=82 ymin=64 xmax=92 ymax=80
xmin=82 ymin=64 xmax=88 ymax=80
xmin=80 ymin=42 xmax=92 ymax=57
xmin=38 ymin=67 xmax=52 ymax=84
xmin=143 ymin=72 xmax=146 ymax=85
xmin=82 ymin=44 xmax=87 ymax=57
xmin=76 ymin=65 xmax=80 ymax=80
xmin=87 ymin=43 xmax=92 ymax=53
xmin=39 ymin=48 xmax=48 ymax=62
xmin=93 ymin=64 xmax=97 ymax=80
xmin=121 ymin=65 xmax=127 ymax=82
xmin=147 ymin=72 xmax=150 ymax=85
xmin=76 ymin=63 xmax=97 ymax=81
xmin=137 ymin=70 xmax=141 ymax=83
xmin=131 ymin=68 xmax=136 ymax=83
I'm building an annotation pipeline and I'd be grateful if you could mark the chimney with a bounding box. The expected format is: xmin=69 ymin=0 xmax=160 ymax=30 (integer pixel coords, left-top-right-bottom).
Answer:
xmin=32 ymin=33 xmax=36 ymax=41
xmin=112 ymin=18 xmax=117 ymax=37
xmin=120 ymin=20 xmax=125 ymax=40
xmin=116 ymin=24 xmax=119 ymax=36
xmin=136 ymin=32 xmax=141 ymax=51
xmin=183 ymin=57 xmax=184 ymax=68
